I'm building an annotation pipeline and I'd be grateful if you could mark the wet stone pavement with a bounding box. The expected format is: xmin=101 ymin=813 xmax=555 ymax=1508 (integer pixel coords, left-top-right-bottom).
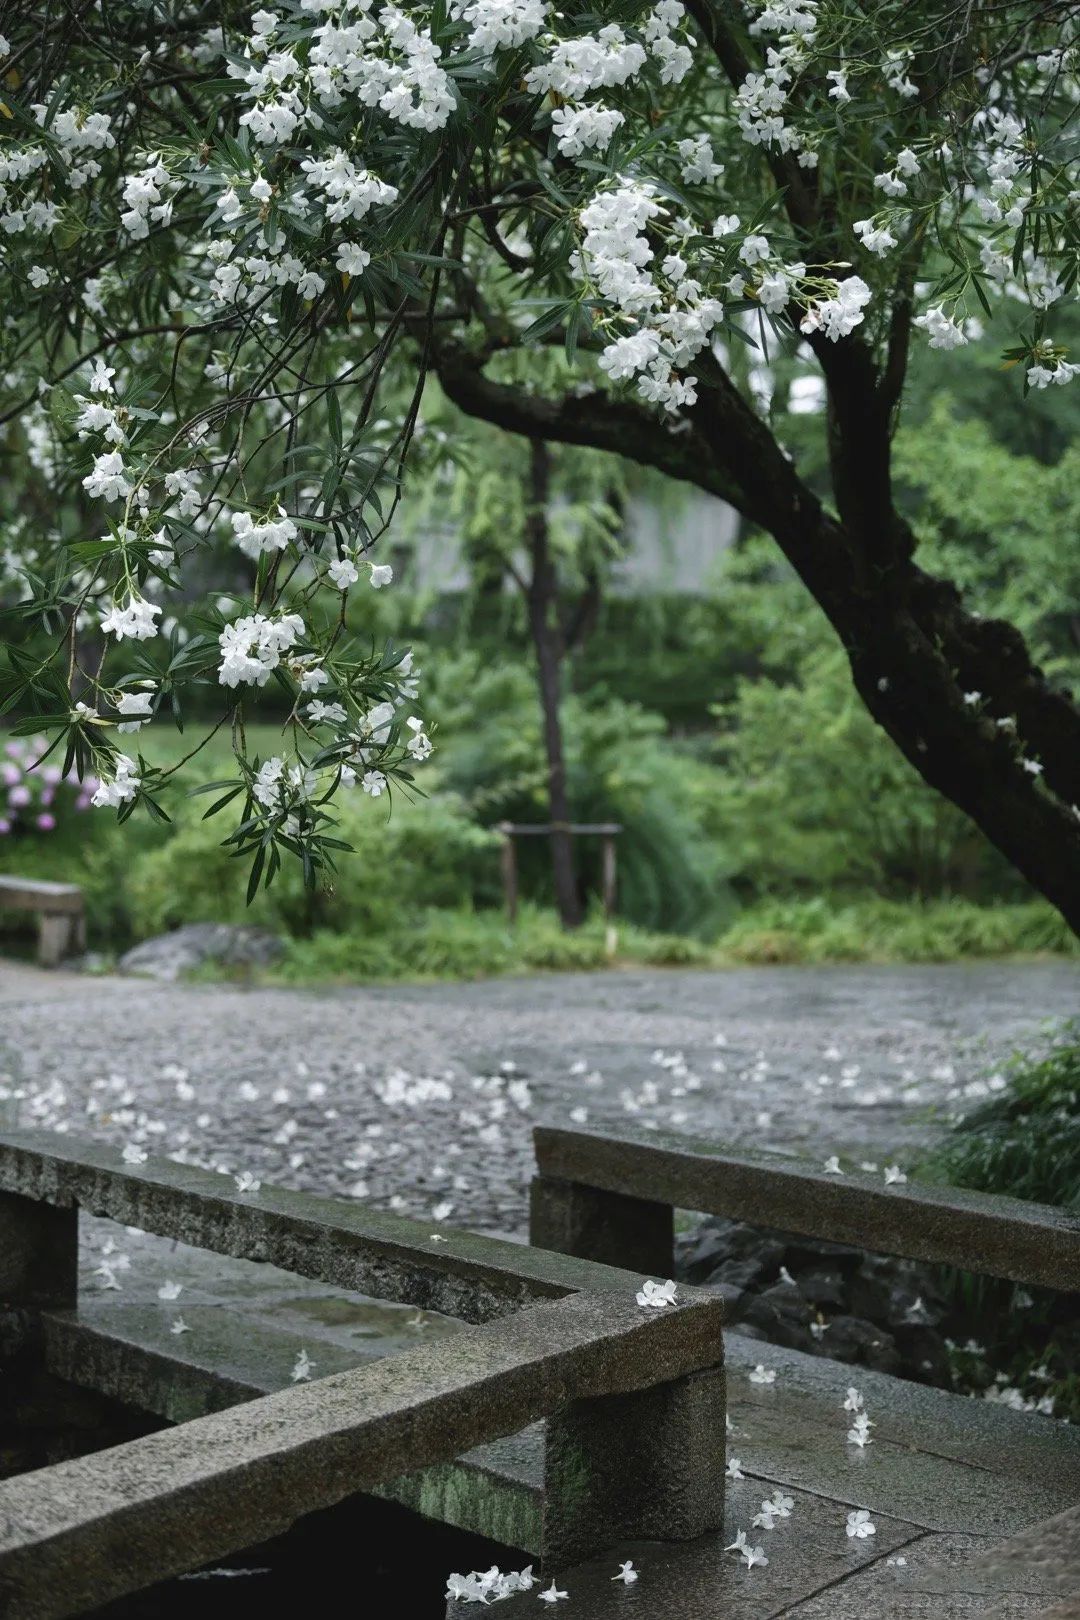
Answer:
xmin=2 ymin=957 xmax=1077 ymax=1241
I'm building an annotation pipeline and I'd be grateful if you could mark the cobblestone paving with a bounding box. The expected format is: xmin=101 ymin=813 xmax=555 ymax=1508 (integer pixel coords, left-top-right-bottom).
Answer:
xmin=2 ymin=958 xmax=1077 ymax=1238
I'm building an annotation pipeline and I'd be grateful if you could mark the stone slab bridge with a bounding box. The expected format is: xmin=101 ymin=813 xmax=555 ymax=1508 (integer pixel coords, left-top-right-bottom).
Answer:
xmin=0 ymin=1121 xmax=1078 ymax=1617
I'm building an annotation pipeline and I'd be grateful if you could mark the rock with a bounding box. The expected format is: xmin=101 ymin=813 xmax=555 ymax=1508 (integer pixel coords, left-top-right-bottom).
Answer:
xmin=823 ymin=1314 xmax=901 ymax=1374
xmin=894 ymin=1324 xmax=953 ymax=1387
xmin=676 ymin=1219 xmax=742 ymax=1283
xmin=676 ymin=1217 xmax=785 ymax=1283
xmin=778 ymin=1234 xmax=867 ymax=1273
xmin=743 ymin=1281 xmax=815 ymax=1351
xmin=702 ymin=1258 xmax=764 ymax=1318
xmin=118 ymin=924 xmax=283 ymax=982
xmin=797 ymin=1266 xmax=847 ymax=1308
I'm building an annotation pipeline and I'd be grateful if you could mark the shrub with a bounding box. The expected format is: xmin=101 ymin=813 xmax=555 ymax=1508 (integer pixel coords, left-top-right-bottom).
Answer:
xmin=270 ymin=905 xmax=711 ymax=984
xmin=127 ymin=789 xmax=502 ymax=941
xmin=427 ymin=652 xmax=737 ymax=936
xmin=928 ymin=1029 xmax=1080 ymax=1210
xmin=715 ymin=897 xmax=1078 ymax=965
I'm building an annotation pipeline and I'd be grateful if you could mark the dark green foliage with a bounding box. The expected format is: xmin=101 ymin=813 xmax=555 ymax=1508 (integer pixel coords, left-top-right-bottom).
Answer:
xmin=930 ymin=1030 xmax=1080 ymax=1211
xmin=923 ymin=1030 xmax=1080 ymax=1422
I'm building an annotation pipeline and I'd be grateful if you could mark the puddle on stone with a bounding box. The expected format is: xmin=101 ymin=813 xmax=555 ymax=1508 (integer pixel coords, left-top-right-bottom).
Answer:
xmin=269 ymin=1290 xmax=462 ymax=1341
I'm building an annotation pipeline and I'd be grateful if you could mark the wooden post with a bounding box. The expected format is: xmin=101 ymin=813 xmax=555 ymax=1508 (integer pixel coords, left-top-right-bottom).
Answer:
xmin=499 ymin=826 xmax=519 ymax=925
xmin=601 ymin=833 xmax=617 ymax=956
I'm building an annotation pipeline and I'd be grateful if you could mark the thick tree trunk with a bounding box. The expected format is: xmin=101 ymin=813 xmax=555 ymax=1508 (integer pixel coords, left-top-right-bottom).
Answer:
xmin=524 ymin=438 xmax=582 ymax=930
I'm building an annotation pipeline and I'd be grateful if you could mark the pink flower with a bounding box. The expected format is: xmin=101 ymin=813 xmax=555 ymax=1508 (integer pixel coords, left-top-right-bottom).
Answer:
xmin=39 ymin=787 xmax=54 ymax=806
xmin=0 ymin=818 xmax=10 ymax=835
xmin=35 ymin=813 xmax=56 ymax=831
xmin=8 ymin=785 xmax=31 ymax=808
xmin=1 ymin=763 xmax=20 ymax=787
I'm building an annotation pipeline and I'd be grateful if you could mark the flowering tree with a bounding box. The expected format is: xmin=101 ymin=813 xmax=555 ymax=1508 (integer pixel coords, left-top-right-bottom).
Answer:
xmin=1 ymin=3 xmax=1078 ymax=917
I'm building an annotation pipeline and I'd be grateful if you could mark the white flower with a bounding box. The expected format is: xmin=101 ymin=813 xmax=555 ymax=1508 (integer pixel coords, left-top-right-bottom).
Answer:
xmin=88 ymin=358 xmax=116 ymax=394
xmin=611 ymin=1561 xmax=638 ymax=1585
xmin=336 ymin=242 xmax=371 ymax=276
xmin=231 ymin=505 xmax=297 ymax=560
xmin=157 ymin=1280 xmax=182 ymax=1300
xmin=739 ymin=233 xmax=771 ymax=267
xmin=100 ymin=595 xmax=161 ymax=641
xmin=853 ymin=218 xmax=898 ymax=257
xmin=292 ymin=1347 xmax=315 ymax=1382
xmin=741 ymin=1545 xmax=768 ymax=1569
xmin=636 ymin=1277 xmax=677 ymax=1308
xmin=362 ymin=770 xmax=387 ymax=796
xmin=748 ymin=1363 xmax=777 ymax=1385
xmin=800 ymin=276 xmax=872 ymax=341
xmin=846 ymin=1509 xmax=876 ymax=1539
xmin=28 ymin=265 xmax=50 ymax=288
xmin=370 ymin=563 xmax=393 ymax=588
xmin=551 ymin=103 xmax=624 ymax=158
xmin=235 ymin=1170 xmax=262 ymax=1194
xmin=823 ymin=1155 xmax=843 ymax=1175
xmin=122 ymin=1142 xmax=148 ymax=1164
xmin=406 ymin=719 xmax=433 ymax=761
xmin=883 ymin=1164 xmax=907 ymax=1185
xmin=724 ymin=1529 xmax=748 ymax=1554
xmin=170 ymin=1316 xmax=191 ymax=1335
xmin=83 ymin=450 xmax=131 ymax=502
xmin=1022 ymin=758 xmax=1044 ymax=776
xmin=726 ymin=1457 xmax=744 ymax=1479
xmin=842 ymin=1387 xmax=864 ymax=1412
xmin=92 ymin=754 xmax=141 ymax=808
xmin=677 ymin=134 xmax=723 ymax=185
xmin=327 ymin=556 xmax=359 ymax=590
xmin=913 ymin=305 xmax=967 ymax=351
xmin=826 ymin=68 xmax=850 ymax=103
xmin=217 ymin=612 xmax=304 ymax=688
xmin=538 ymin=1582 xmax=568 ymax=1604
xmin=115 ymin=689 xmax=154 ymax=733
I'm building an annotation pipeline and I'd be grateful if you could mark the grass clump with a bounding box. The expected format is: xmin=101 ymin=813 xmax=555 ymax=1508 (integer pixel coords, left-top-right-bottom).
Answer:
xmin=929 ymin=1026 xmax=1080 ymax=1210
xmin=714 ymin=896 xmax=1079 ymax=966
xmin=267 ymin=905 xmax=710 ymax=985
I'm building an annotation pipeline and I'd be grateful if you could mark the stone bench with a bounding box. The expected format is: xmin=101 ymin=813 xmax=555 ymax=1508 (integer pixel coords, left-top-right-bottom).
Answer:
xmin=0 ymin=875 xmax=85 ymax=967
xmin=0 ymin=1126 xmax=724 ymax=1617
xmin=508 ymin=1120 xmax=1080 ymax=1617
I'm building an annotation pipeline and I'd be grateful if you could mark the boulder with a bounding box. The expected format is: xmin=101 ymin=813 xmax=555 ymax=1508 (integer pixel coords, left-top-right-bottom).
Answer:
xmin=117 ymin=923 xmax=283 ymax=982
xmin=823 ymin=1314 xmax=901 ymax=1374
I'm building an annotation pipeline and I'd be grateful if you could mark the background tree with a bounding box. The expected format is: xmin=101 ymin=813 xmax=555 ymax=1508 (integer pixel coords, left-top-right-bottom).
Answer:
xmin=390 ymin=394 xmax=626 ymax=927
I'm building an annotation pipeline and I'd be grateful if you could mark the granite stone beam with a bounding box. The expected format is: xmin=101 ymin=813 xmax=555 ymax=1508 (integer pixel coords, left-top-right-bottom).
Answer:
xmin=0 ymin=1289 xmax=724 ymax=1619
xmin=533 ymin=1123 xmax=1080 ymax=1292
xmin=0 ymin=1128 xmax=633 ymax=1325
xmin=530 ymin=1174 xmax=673 ymax=1276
